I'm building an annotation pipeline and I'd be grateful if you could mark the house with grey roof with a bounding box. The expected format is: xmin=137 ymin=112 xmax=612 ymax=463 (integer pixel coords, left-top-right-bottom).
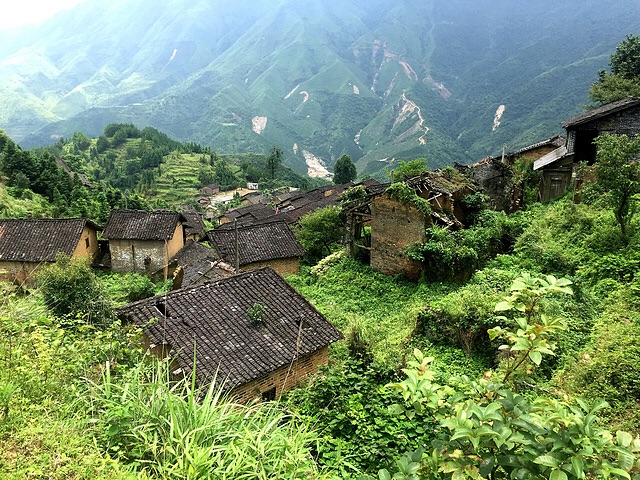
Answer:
xmin=102 ymin=209 xmax=185 ymax=277
xmin=208 ymin=221 xmax=305 ymax=275
xmin=534 ymin=97 xmax=640 ymax=201
xmin=118 ymin=267 xmax=343 ymax=402
xmin=0 ymin=218 xmax=100 ymax=284
xmin=168 ymin=240 xmax=234 ymax=289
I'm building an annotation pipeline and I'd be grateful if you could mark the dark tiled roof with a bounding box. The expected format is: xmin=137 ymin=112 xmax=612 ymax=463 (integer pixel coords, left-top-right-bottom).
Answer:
xmin=208 ymin=222 xmax=305 ymax=266
xmin=0 ymin=218 xmax=99 ymax=262
xmin=102 ymin=210 xmax=182 ymax=241
xmin=179 ymin=206 xmax=206 ymax=238
xmin=223 ymin=204 xmax=274 ymax=222
xmin=562 ymin=97 xmax=640 ymax=128
xmin=170 ymin=240 xmax=234 ymax=287
xmin=118 ymin=267 xmax=343 ymax=389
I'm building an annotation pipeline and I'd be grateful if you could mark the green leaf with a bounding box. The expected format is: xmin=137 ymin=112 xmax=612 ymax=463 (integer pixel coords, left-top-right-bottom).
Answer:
xmin=494 ymin=301 xmax=512 ymax=312
xmin=618 ymin=431 xmax=634 ymax=448
xmin=529 ymin=350 xmax=543 ymax=365
xmin=570 ymin=456 xmax=584 ymax=478
xmin=533 ymin=454 xmax=560 ymax=467
xmin=549 ymin=469 xmax=568 ymax=480
xmin=378 ymin=469 xmax=392 ymax=480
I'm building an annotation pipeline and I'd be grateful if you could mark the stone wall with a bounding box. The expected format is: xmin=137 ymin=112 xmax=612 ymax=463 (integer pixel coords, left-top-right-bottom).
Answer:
xmin=370 ymin=195 xmax=425 ymax=281
xmin=242 ymin=257 xmax=300 ymax=275
xmin=230 ymin=346 xmax=329 ymax=403
xmin=109 ymin=223 xmax=184 ymax=277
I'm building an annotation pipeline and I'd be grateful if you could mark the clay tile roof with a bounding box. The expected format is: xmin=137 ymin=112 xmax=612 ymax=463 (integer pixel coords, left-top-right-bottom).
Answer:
xmin=102 ymin=209 xmax=182 ymax=240
xmin=208 ymin=222 xmax=305 ymax=266
xmin=117 ymin=267 xmax=343 ymax=389
xmin=179 ymin=207 xmax=206 ymax=238
xmin=0 ymin=218 xmax=99 ymax=263
xmin=170 ymin=240 xmax=234 ymax=287
xmin=562 ymin=97 xmax=640 ymax=128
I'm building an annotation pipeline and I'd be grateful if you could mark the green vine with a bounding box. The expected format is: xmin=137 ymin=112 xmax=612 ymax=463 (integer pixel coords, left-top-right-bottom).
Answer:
xmin=385 ymin=182 xmax=432 ymax=217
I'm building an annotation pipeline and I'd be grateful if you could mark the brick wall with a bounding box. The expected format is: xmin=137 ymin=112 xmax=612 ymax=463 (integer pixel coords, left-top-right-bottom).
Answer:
xmin=230 ymin=346 xmax=329 ymax=403
xmin=243 ymin=257 xmax=300 ymax=275
xmin=370 ymin=195 xmax=424 ymax=281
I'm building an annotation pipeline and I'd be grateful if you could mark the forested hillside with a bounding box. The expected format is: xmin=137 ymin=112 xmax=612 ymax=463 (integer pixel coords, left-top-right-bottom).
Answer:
xmin=2 ymin=0 xmax=639 ymax=178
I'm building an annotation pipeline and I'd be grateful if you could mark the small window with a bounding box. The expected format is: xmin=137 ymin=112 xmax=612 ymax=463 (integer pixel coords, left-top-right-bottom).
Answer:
xmin=85 ymin=237 xmax=90 ymax=249
xmin=261 ymin=387 xmax=276 ymax=402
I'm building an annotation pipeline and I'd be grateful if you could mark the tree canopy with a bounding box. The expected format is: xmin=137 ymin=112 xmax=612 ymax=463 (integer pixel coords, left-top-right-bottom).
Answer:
xmin=333 ymin=154 xmax=357 ymax=184
xmin=590 ymin=34 xmax=640 ymax=104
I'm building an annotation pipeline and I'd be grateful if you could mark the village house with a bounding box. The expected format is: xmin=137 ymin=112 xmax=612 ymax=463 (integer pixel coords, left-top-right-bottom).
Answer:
xmin=344 ymin=171 xmax=475 ymax=281
xmin=218 ymin=203 xmax=274 ymax=226
xmin=168 ymin=240 xmax=234 ymax=289
xmin=117 ymin=267 xmax=343 ymax=402
xmin=534 ymin=97 xmax=640 ymax=201
xmin=102 ymin=209 xmax=185 ymax=278
xmin=208 ymin=221 xmax=305 ymax=275
xmin=0 ymin=218 xmax=100 ymax=284
xmin=199 ymin=183 xmax=220 ymax=196
xmin=179 ymin=205 xmax=207 ymax=242
xmin=459 ymin=135 xmax=565 ymax=211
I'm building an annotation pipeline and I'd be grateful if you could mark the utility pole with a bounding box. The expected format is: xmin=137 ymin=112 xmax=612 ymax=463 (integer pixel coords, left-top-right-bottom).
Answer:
xmin=234 ymin=219 xmax=240 ymax=273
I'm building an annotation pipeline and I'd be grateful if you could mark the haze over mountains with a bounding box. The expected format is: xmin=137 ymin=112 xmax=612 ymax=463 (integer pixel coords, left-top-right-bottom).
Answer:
xmin=1 ymin=0 xmax=638 ymax=178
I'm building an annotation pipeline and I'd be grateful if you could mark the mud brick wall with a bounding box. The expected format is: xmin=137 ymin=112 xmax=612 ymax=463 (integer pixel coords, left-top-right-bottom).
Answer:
xmin=230 ymin=346 xmax=329 ymax=403
xmin=242 ymin=257 xmax=300 ymax=275
xmin=370 ymin=195 xmax=425 ymax=281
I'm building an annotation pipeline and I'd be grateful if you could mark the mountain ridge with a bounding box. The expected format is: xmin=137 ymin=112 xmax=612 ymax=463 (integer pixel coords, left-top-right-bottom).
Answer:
xmin=1 ymin=0 xmax=639 ymax=178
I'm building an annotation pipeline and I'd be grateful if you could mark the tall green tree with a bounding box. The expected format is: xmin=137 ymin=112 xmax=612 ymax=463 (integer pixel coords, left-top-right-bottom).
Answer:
xmin=333 ymin=154 xmax=357 ymax=184
xmin=590 ymin=34 xmax=640 ymax=104
xmin=593 ymin=133 xmax=640 ymax=240
xmin=267 ymin=145 xmax=283 ymax=179
xmin=295 ymin=206 xmax=344 ymax=262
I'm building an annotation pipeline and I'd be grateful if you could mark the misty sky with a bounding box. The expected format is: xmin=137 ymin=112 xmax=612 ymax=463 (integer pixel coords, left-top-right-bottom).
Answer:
xmin=0 ymin=0 xmax=86 ymax=30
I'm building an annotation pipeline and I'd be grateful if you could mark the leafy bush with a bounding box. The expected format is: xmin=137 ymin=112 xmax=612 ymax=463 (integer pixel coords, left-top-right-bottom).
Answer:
xmin=286 ymin=361 xmax=433 ymax=477
xmin=36 ymin=255 xmax=114 ymax=325
xmin=295 ymin=206 xmax=344 ymax=263
xmin=414 ymin=282 xmax=504 ymax=356
xmin=385 ymin=182 xmax=431 ymax=216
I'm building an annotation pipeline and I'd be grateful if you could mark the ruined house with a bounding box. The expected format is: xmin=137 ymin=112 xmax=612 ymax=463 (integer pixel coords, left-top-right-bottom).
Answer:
xmin=460 ymin=135 xmax=564 ymax=211
xmin=0 ymin=218 xmax=100 ymax=284
xmin=208 ymin=221 xmax=305 ymax=275
xmin=534 ymin=97 xmax=640 ymax=201
xmin=117 ymin=267 xmax=343 ymax=402
xmin=102 ymin=209 xmax=185 ymax=277
xmin=345 ymin=172 xmax=475 ymax=281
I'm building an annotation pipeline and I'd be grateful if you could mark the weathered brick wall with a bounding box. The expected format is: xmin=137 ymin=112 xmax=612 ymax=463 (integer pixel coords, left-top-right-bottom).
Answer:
xmin=243 ymin=257 xmax=300 ymax=275
xmin=230 ymin=346 xmax=329 ymax=403
xmin=109 ymin=223 xmax=184 ymax=277
xmin=370 ymin=195 xmax=424 ymax=281
xmin=0 ymin=261 xmax=41 ymax=284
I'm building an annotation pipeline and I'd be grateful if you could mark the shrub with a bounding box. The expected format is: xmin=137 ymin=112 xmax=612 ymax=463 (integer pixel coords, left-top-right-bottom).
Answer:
xmin=36 ymin=254 xmax=114 ymax=326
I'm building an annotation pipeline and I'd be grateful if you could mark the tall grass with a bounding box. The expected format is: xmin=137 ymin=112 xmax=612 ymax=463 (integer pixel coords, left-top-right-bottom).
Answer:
xmin=88 ymin=359 xmax=328 ymax=479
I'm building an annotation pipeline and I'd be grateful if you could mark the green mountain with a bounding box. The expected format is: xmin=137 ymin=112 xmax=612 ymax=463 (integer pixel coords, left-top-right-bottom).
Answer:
xmin=1 ymin=0 xmax=638 ymax=178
